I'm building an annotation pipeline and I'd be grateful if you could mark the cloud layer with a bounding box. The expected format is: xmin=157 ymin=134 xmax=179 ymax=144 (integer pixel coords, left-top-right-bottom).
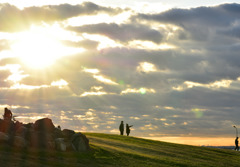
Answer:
xmin=0 ymin=2 xmax=240 ymax=139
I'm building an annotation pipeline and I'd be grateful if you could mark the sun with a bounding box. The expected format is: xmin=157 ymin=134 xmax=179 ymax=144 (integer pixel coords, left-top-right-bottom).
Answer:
xmin=12 ymin=33 xmax=62 ymax=68
xmin=11 ymin=25 xmax=84 ymax=69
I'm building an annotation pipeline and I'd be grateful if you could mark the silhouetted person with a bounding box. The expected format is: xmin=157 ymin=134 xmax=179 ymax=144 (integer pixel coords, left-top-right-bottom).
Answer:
xmin=235 ymin=137 xmax=239 ymax=151
xmin=119 ymin=121 xmax=124 ymax=135
xmin=126 ymin=124 xmax=133 ymax=136
xmin=3 ymin=107 xmax=12 ymax=121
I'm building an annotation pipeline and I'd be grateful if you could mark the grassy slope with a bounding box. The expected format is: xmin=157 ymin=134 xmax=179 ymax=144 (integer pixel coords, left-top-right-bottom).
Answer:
xmin=0 ymin=133 xmax=239 ymax=167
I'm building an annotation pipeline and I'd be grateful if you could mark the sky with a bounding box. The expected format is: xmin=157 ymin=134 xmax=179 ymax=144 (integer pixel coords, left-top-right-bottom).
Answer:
xmin=0 ymin=0 xmax=240 ymax=146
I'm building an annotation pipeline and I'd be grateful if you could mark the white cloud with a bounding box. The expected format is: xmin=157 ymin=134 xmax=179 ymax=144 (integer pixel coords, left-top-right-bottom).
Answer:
xmin=137 ymin=62 xmax=157 ymax=73
xmin=80 ymin=91 xmax=107 ymax=97
xmin=121 ymin=88 xmax=156 ymax=94
xmin=51 ymin=79 xmax=68 ymax=88
xmin=173 ymin=79 xmax=233 ymax=91
xmin=93 ymin=75 xmax=118 ymax=85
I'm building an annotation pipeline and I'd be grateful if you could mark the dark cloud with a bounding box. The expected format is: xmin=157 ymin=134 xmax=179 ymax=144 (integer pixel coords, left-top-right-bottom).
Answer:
xmin=61 ymin=39 xmax=99 ymax=50
xmin=0 ymin=2 xmax=125 ymax=32
xmin=132 ymin=3 xmax=240 ymax=41
xmin=50 ymin=2 xmax=125 ymax=17
xmin=133 ymin=3 xmax=240 ymax=27
xmin=219 ymin=25 xmax=240 ymax=39
xmin=68 ymin=23 xmax=163 ymax=43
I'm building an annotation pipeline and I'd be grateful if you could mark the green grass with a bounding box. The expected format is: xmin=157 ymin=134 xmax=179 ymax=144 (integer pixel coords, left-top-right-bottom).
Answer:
xmin=0 ymin=133 xmax=239 ymax=166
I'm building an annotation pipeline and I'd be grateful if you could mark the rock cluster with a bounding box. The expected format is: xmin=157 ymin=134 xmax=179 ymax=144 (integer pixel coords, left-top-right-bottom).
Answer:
xmin=0 ymin=117 xmax=90 ymax=152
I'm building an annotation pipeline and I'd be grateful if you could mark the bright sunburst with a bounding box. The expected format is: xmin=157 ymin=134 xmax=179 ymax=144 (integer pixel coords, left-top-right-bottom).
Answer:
xmin=11 ymin=25 xmax=84 ymax=69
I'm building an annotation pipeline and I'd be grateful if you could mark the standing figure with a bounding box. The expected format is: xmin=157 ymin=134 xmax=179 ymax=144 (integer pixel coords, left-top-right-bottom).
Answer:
xmin=235 ymin=137 xmax=239 ymax=151
xmin=119 ymin=121 xmax=124 ymax=135
xmin=3 ymin=107 xmax=12 ymax=121
xmin=126 ymin=124 xmax=133 ymax=136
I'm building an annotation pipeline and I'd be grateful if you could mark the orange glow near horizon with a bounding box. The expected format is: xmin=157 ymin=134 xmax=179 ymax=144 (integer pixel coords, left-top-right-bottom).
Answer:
xmin=142 ymin=137 xmax=235 ymax=146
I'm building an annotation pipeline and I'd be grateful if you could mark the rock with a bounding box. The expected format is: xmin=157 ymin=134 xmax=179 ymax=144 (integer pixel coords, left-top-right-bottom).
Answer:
xmin=62 ymin=129 xmax=75 ymax=140
xmin=27 ymin=131 xmax=39 ymax=147
xmin=53 ymin=127 xmax=63 ymax=139
xmin=14 ymin=121 xmax=23 ymax=131
xmin=15 ymin=126 xmax=27 ymax=138
xmin=23 ymin=123 xmax=34 ymax=129
xmin=55 ymin=138 xmax=66 ymax=151
xmin=28 ymin=131 xmax=54 ymax=149
xmin=48 ymin=141 xmax=55 ymax=150
xmin=12 ymin=136 xmax=27 ymax=148
xmin=65 ymin=141 xmax=75 ymax=151
xmin=0 ymin=111 xmax=90 ymax=152
xmin=0 ymin=132 xmax=9 ymax=142
xmin=24 ymin=128 xmax=34 ymax=142
xmin=71 ymin=133 xmax=89 ymax=151
xmin=34 ymin=118 xmax=55 ymax=133
xmin=0 ymin=119 xmax=14 ymax=134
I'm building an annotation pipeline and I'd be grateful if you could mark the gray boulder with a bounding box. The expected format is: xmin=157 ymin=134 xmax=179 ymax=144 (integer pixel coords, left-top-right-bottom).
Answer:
xmin=53 ymin=127 xmax=63 ymax=139
xmin=55 ymin=138 xmax=66 ymax=151
xmin=34 ymin=118 xmax=55 ymax=133
xmin=71 ymin=133 xmax=89 ymax=151
xmin=62 ymin=129 xmax=75 ymax=140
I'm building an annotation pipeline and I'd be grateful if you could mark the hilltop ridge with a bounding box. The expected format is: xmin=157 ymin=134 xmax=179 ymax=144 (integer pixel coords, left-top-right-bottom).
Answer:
xmin=0 ymin=132 xmax=239 ymax=167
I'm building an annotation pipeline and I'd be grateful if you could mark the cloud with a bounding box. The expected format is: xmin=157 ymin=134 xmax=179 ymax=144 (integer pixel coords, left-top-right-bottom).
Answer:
xmin=0 ymin=70 xmax=11 ymax=87
xmin=133 ymin=3 xmax=240 ymax=27
xmin=0 ymin=2 xmax=125 ymax=32
xmin=68 ymin=23 xmax=163 ymax=43
xmin=35 ymin=41 xmax=237 ymax=94
xmin=219 ymin=22 xmax=240 ymax=39
xmin=1 ymin=2 xmax=240 ymax=139
xmin=0 ymin=39 xmax=11 ymax=51
xmin=132 ymin=3 xmax=240 ymax=41
xmin=0 ymin=57 xmax=22 ymax=66
xmin=61 ymin=39 xmax=99 ymax=50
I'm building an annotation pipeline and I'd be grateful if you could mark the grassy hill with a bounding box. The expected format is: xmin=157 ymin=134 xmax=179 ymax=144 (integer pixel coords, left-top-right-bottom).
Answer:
xmin=0 ymin=133 xmax=239 ymax=167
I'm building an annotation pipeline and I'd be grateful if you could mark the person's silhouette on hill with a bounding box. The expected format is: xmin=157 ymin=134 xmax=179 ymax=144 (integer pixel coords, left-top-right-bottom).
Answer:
xmin=119 ymin=121 xmax=124 ymax=135
xmin=235 ymin=137 xmax=239 ymax=151
xmin=3 ymin=107 xmax=12 ymax=121
xmin=126 ymin=124 xmax=133 ymax=136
